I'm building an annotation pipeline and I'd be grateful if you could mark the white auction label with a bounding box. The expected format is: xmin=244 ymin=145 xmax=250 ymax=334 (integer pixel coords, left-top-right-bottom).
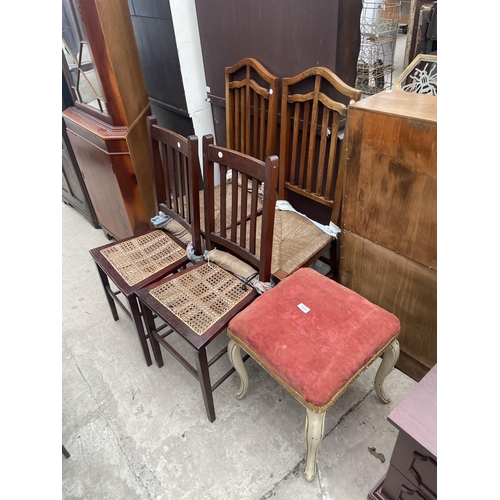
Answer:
xmin=297 ymin=303 xmax=310 ymax=313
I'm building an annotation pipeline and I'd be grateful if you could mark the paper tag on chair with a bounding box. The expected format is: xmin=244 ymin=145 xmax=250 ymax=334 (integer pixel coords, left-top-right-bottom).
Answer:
xmin=297 ymin=303 xmax=310 ymax=313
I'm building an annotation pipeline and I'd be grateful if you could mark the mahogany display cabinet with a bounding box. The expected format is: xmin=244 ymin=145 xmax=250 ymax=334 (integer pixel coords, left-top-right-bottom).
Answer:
xmin=62 ymin=0 xmax=154 ymax=240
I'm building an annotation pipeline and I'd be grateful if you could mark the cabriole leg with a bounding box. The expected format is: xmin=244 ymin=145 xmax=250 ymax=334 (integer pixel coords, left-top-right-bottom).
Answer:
xmin=304 ymin=408 xmax=325 ymax=482
xmin=227 ymin=339 xmax=248 ymax=399
xmin=374 ymin=339 xmax=400 ymax=403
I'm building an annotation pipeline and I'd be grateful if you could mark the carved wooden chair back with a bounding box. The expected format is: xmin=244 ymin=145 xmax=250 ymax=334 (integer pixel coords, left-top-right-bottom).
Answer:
xmin=203 ymin=134 xmax=278 ymax=283
xmin=225 ymin=57 xmax=279 ymax=161
xmin=279 ymin=67 xmax=361 ymax=226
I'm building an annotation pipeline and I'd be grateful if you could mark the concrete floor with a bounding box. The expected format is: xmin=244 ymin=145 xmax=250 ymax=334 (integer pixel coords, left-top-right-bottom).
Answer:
xmin=62 ymin=200 xmax=416 ymax=500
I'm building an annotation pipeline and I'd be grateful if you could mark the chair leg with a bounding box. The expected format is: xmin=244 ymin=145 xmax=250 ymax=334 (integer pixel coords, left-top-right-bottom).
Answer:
xmin=142 ymin=304 xmax=164 ymax=368
xmin=227 ymin=339 xmax=248 ymax=400
xmin=374 ymin=340 xmax=400 ymax=403
xmin=304 ymin=408 xmax=326 ymax=482
xmin=127 ymin=295 xmax=152 ymax=367
xmin=62 ymin=445 xmax=70 ymax=458
xmin=331 ymin=238 xmax=340 ymax=281
xmin=95 ymin=264 xmax=119 ymax=321
xmin=195 ymin=347 xmax=216 ymax=423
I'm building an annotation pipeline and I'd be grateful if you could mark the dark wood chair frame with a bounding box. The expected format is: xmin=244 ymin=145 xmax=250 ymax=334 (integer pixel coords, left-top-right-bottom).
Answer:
xmin=89 ymin=116 xmax=202 ymax=366
xmin=136 ymin=134 xmax=278 ymax=422
xmin=277 ymin=66 xmax=361 ymax=279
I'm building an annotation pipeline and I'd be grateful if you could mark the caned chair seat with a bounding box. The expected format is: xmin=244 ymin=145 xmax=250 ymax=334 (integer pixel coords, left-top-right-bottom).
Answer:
xmin=93 ymin=230 xmax=188 ymax=292
xmin=141 ymin=262 xmax=255 ymax=338
xmin=227 ymin=267 xmax=400 ymax=481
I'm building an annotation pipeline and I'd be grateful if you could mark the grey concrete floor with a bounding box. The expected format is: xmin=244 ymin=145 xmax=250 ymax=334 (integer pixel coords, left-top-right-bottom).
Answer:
xmin=62 ymin=201 xmax=416 ymax=500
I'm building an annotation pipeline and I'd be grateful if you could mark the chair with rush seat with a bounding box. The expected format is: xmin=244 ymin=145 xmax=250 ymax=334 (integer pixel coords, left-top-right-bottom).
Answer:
xmin=265 ymin=67 xmax=361 ymax=281
xmin=194 ymin=57 xmax=279 ymax=239
xmin=89 ymin=116 xmax=202 ymax=366
xmin=227 ymin=267 xmax=400 ymax=481
xmin=136 ymin=134 xmax=279 ymax=422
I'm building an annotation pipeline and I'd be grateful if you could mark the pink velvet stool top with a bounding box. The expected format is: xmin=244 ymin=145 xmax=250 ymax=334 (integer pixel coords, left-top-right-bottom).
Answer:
xmin=228 ymin=268 xmax=400 ymax=410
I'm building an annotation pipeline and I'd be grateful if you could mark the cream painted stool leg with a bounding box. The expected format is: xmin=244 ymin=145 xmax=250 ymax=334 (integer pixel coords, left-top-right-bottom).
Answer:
xmin=227 ymin=339 xmax=249 ymax=399
xmin=303 ymin=408 xmax=326 ymax=482
xmin=374 ymin=339 xmax=400 ymax=403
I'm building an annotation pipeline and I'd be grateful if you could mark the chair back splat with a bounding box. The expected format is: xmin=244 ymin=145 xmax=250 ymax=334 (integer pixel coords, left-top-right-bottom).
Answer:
xmin=225 ymin=58 xmax=279 ymax=161
xmin=279 ymin=67 xmax=361 ymax=227
xmin=147 ymin=115 xmax=202 ymax=256
xmin=203 ymin=134 xmax=278 ymax=283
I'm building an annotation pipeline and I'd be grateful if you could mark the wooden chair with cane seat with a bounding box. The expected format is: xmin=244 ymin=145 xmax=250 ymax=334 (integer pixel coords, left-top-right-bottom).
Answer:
xmin=136 ymin=134 xmax=279 ymax=422
xmin=252 ymin=66 xmax=361 ymax=281
xmin=89 ymin=116 xmax=202 ymax=366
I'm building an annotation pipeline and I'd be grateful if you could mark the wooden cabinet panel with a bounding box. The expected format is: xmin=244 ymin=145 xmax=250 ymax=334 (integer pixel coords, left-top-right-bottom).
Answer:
xmin=62 ymin=136 xmax=87 ymax=211
xmin=342 ymin=91 xmax=436 ymax=380
xmin=67 ymin=130 xmax=132 ymax=239
xmin=344 ymin=91 xmax=437 ymax=269
xmin=62 ymin=79 xmax=100 ymax=229
xmin=340 ymin=231 xmax=436 ymax=372
xmin=383 ymin=465 xmax=434 ymax=500
xmin=63 ymin=105 xmax=151 ymax=241
xmin=390 ymin=432 xmax=437 ymax=498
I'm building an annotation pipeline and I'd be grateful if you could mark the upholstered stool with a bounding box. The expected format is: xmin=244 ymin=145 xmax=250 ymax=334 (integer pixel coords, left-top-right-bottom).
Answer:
xmin=227 ymin=267 xmax=400 ymax=481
